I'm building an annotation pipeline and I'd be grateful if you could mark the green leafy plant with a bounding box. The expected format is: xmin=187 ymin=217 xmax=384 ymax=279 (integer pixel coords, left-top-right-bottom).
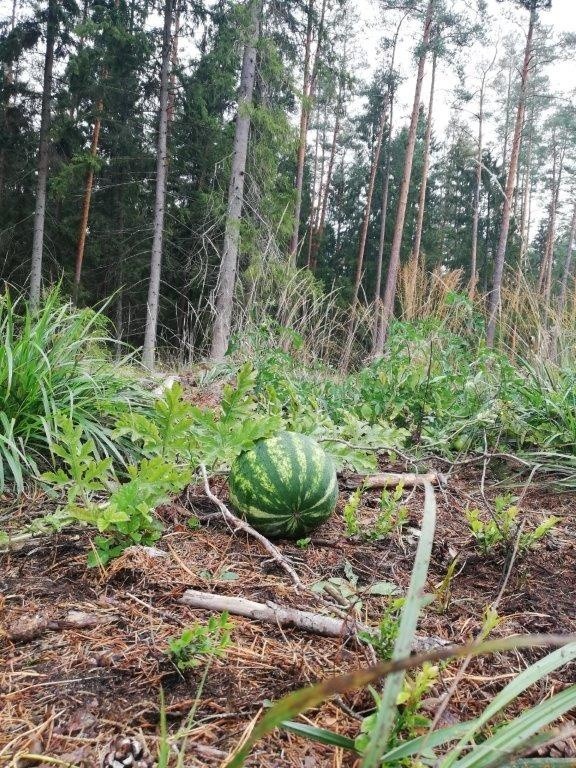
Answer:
xmin=41 ymin=414 xmax=114 ymax=503
xmin=343 ymin=488 xmax=362 ymax=536
xmin=355 ymin=662 xmax=439 ymax=757
xmin=167 ymin=613 xmax=234 ymax=672
xmin=467 ymin=495 xmax=559 ymax=554
xmin=369 ymin=483 xmax=409 ymax=540
xmin=0 ymin=289 xmax=149 ymax=492
xmin=360 ymin=598 xmax=404 ymax=662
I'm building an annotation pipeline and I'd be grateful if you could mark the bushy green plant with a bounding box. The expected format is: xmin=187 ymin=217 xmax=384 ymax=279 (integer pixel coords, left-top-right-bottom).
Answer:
xmin=167 ymin=613 xmax=234 ymax=672
xmin=370 ymin=484 xmax=409 ymax=540
xmin=0 ymin=289 xmax=149 ymax=492
xmin=466 ymin=495 xmax=559 ymax=554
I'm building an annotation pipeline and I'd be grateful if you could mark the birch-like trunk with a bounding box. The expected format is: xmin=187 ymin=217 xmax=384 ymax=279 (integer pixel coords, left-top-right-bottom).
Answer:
xmin=141 ymin=0 xmax=173 ymax=369
xmin=340 ymin=98 xmax=388 ymax=371
xmin=209 ymin=0 xmax=261 ymax=362
xmin=307 ymin=90 xmax=342 ymax=272
xmin=377 ymin=0 xmax=435 ymax=352
xmin=486 ymin=6 xmax=535 ymax=348
xmin=407 ymin=46 xmax=437 ymax=307
xmin=29 ymin=0 xmax=57 ymax=307
xmin=289 ymin=0 xmax=326 ymax=265
xmin=470 ymin=48 xmax=498 ymax=300
xmin=0 ymin=0 xmax=17 ymax=207
xmin=557 ymin=199 xmax=576 ymax=320
xmin=72 ymin=102 xmax=103 ymax=305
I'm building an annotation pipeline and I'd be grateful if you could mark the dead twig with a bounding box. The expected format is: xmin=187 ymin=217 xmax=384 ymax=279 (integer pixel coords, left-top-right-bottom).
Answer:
xmin=180 ymin=589 xmax=356 ymax=638
xmin=344 ymin=471 xmax=446 ymax=490
xmin=199 ymin=464 xmax=302 ymax=588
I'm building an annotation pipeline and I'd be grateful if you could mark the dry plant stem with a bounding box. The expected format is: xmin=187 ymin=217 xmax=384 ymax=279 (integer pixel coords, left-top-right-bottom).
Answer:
xmin=180 ymin=589 xmax=355 ymax=638
xmin=345 ymin=471 xmax=445 ymax=490
xmin=199 ymin=464 xmax=302 ymax=588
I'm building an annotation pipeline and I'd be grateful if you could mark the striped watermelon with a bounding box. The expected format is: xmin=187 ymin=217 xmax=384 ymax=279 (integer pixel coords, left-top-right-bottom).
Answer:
xmin=228 ymin=431 xmax=338 ymax=538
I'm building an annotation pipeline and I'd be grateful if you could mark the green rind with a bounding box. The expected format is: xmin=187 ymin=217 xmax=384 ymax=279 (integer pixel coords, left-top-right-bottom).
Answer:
xmin=229 ymin=432 xmax=338 ymax=539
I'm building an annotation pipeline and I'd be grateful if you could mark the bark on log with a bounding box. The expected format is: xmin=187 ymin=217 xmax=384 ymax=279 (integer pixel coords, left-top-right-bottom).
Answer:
xmin=180 ymin=590 xmax=356 ymax=637
xmin=344 ymin=471 xmax=446 ymax=490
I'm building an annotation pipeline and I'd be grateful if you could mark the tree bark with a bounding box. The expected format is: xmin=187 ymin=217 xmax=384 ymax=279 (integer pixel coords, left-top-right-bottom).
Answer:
xmin=141 ymin=0 xmax=173 ymax=369
xmin=539 ymin=136 xmax=565 ymax=304
xmin=289 ymin=0 xmax=327 ymax=265
xmin=72 ymin=102 xmax=103 ymax=305
xmin=486 ymin=5 xmax=535 ymax=348
xmin=407 ymin=46 xmax=437 ymax=308
xmin=377 ymin=0 xmax=435 ymax=351
xmin=209 ymin=0 xmax=261 ymax=362
xmin=29 ymin=0 xmax=57 ymax=307
xmin=340 ymin=98 xmax=388 ymax=371
xmin=307 ymin=86 xmax=342 ymax=272
xmin=0 ymin=0 xmax=18 ymax=207
xmin=557 ymin=199 xmax=576 ymax=321
xmin=470 ymin=48 xmax=497 ymax=300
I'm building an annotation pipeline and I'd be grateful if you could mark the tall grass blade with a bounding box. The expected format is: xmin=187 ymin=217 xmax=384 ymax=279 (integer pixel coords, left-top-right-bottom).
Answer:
xmin=360 ymin=480 xmax=437 ymax=768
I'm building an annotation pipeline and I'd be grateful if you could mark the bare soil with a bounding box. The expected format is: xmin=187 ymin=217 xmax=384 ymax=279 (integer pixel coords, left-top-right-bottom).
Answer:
xmin=1 ymin=467 xmax=576 ymax=767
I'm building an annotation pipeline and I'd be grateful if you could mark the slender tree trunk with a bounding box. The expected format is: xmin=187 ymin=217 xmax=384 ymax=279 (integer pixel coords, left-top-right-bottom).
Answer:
xmin=141 ymin=0 xmax=173 ymax=369
xmin=539 ymin=139 xmax=565 ymax=304
xmin=167 ymin=0 xmax=180 ymax=127
xmin=518 ymin=102 xmax=535 ymax=268
xmin=502 ymin=63 xmax=512 ymax=170
xmin=408 ymin=46 xmax=437 ymax=306
xmin=486 ymin=5 xmax=535 ymax=348
xmin=557 ymin=199 xmax=576 ymax=320
xmin=470 ymin=56 xmax=497 ymax=300
xmin=340 ymin=98 xmax=389 ymax=370
xmin=29 ymin=0 xmax=57 ymax=307
xmin=376 ymin=0 xmax=435 ymax=353
xmin=308 ymin=88 xmax=342 ymax=272
xmin=289 ymin=0 xmax=326 ymax=265
xmin=305 ymin=98 xmax=322 ymax=266
xmin=209 ymin=0 xmax=261 ymax=362
xmin=373 ymin=87 xmax=396 ymax=352
xmin=0 ymin=0 xmax=17 ymax=207
xmin=72 ymin=101 xmax=103 ymax=304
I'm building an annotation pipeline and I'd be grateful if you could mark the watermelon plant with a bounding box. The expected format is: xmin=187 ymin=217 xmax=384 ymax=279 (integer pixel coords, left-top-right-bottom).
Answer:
xmin=228 ymin=431 xmax=338 ymax=538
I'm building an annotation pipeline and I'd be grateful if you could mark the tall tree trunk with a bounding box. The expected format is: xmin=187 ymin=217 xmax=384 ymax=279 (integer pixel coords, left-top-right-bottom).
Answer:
xmin=470 ymin=48 xmax=497 ymax=300
xmin=373 ymin=87 xmax=396 ymax=352
xmin=29 ymin=0 xmax=57 ymax=307
xmin=486 ymin=5 xmax=536 ymax=348
xmin=141 ymin=0 xmax=173 ymax=369
xmin=289 ymin=0 xmax=326 ymax=265
xmin=72 ymin=101 xmax=103 ymax=305
xmin=307 ymin=85 xmax=343 ymax=272
xmin=539 ymin=138 xmax=565 ymax=304
xmin=0 ymin=0 xmax=17 ymax=207
xmin=373 ymin=13 xmax=406 ymax=351
xmin=502 ymin=62 xmax=513 ymax=170
xmin=407 ymin=46 xmax=437 ymax=306
xmin=376 ymin=0 xmax=435 ymax=353
xmin=557 ymin=199 xmax=576 ymax=320
xmin=209 ymin=0 xmax=261 ymax=362
xmin=340 ymin=98 xmax=388 ymax=370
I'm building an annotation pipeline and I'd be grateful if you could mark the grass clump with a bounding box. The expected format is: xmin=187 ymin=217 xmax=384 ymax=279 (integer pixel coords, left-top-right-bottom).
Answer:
xmin=0 ymin=289 xmax=149 ymax=492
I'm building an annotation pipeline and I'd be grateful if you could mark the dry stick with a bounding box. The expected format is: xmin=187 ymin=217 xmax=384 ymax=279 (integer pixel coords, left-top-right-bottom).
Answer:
xmin=199 ymin=464 xmax=302 ymax=588
xmin=346 ymin=471 xmax=445 ymax=490
xmin=180 ymin=589 xmax=354 ymax=638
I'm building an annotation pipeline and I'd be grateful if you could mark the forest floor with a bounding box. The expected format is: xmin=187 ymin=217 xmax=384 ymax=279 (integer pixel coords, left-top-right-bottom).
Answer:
xmin=2 ymin=460 xmax=576 ymax=768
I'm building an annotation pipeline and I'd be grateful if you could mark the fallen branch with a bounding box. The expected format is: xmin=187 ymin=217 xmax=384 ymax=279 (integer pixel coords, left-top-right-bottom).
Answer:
xmin=199 ymin=464 xmax=302 ymax=588
xmin=344 ymin=471 xmax=446 ymax=490
xmin=180 ymin=589 xmax=356 ymax=638
xmin=179 ymin=589 xmax=449 ymax=651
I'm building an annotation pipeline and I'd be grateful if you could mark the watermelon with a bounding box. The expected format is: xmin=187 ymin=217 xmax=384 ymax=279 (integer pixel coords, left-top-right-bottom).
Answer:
xmin=228 ymin=431 xmax=338 ymax=538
